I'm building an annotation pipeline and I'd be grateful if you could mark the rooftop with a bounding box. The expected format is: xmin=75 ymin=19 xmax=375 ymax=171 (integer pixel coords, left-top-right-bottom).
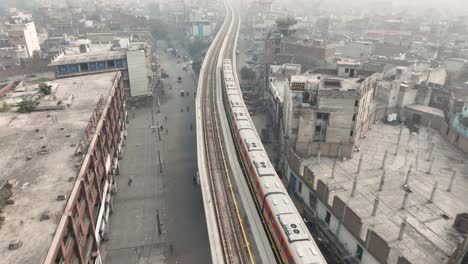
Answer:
xmin=0 ymin=72 xmax=119 ymax=263
xmin=301 ymin=123 xmax=468 ymax=264
xmin=49 ymin=46 xmax=125 ymax=66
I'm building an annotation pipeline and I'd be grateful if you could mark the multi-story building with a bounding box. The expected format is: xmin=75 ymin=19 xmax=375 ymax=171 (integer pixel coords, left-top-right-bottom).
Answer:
xmin=281 ymin=61 xmax=376 ymax=160
xmin=4 ymin=12 xmax=41 ymax=58
xmin=0 ymin=71 xmax=127 ymax=264
xmin=49 ymin=43 xmax=153 ymax=98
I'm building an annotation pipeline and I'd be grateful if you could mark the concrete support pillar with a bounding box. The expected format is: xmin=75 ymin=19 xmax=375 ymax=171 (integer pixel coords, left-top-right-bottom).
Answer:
xmin=379 ymin=170 xmax=386 ymax=192
xmin=381 ymin=151 xmax=388 ymax=169
xmin=415 ymin=150 xmax=419 ymax=171
xmin=357 ymin=154 xmax=364 ymax=174
xmin=372 ymin=194 xmax=380 ymax=216
xmin=401 ymin=192 xmax=410 ymax=209
xmin=331 ymin=158 xmax=337 ymax=179
xmin=351 ymin=175 xmax=358 ymax=197
xmin=447 ymin=171 xmax=456 ymax=192
xmin=317 ymin=150 xmax=321 ymax=165
xmin=429 ymin=181 xmax=438 ymax=203
xmin=427 ymin=143 xmax=434 ymax=161
xmin=395 ymin=124 xmax=404 ymax=155
xmin=398 ymin=217 xmax=407 ymax=240
xmin=404 ymin=165 xmax=413 ymax=186
xmin=426 ymin=156 xmax=435 ymax=174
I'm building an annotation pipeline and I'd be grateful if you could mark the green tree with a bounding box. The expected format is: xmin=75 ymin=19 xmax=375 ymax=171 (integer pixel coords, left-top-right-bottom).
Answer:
xmin=148 ymin=19 xmax=168 ymax=39
xmin=188 ymin=40 xmax=209 ymax=59
xmin=39 ymin=83 xmax=52 ymax=95
xmin=241 ymin=67 xmax=256 ymax=81
xmin=192 ymin=59 xmax=203 ymax=76
xmin=17 ymin=98 xmax=36 ymax=113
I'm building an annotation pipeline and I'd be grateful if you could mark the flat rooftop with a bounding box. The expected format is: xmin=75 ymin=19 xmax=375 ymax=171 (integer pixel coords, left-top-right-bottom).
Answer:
xmin=0 ymin=72 xmax=119 ymax=263
xmin=49 ymin=47 xmax=126 ymax=66
xmin=301 ymin=123 xmax=468 ymax=264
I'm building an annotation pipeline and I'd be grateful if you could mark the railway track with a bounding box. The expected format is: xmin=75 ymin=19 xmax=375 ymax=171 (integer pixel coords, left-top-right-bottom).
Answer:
xmin=198 ymin=0 xmax=251 ymax=263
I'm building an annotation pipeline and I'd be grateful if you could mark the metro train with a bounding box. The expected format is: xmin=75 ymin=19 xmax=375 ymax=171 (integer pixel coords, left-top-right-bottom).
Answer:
xmin=221 ymin=59 xmax=327 ymax=264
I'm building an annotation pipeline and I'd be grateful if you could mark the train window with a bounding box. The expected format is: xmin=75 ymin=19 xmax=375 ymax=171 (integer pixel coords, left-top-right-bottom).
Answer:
xmin=325 ymin=211 xmax=331 ymax=225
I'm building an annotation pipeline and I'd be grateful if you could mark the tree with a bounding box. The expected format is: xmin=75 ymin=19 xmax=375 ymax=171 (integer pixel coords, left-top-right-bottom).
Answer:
xmin=192 ymin=59 xmax=203 ymax=76
xmin=241 ymin=67 xmax=256 ymax=81
xmin=148 ymin=19 xmax=168 ymax=39
xmin=39 ymin=83 xmax=52 ymax=95
xmin=17 ymin=98 xmax=36 ymax=113
xmin=188 ymin=40 xmax=209 ymax=59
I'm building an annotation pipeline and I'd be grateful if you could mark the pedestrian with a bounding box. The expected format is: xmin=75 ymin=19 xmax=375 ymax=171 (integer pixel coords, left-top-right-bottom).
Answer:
xmin=128 ymin=175 xmax=134 ymax=186
xmin=193 ymin=176 xmax=196 ymax=185
xmin=190 ymin=123 xmax=193 ymax=130
xmin=165 ymin=115 xmax=168 ymax=122
xmin=186 ymin=106 xmax=189 ymax=111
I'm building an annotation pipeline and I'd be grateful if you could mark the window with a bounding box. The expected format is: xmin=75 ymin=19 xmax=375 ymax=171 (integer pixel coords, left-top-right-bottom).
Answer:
xmin=107 ymin=60 xmax=115 ymax=68
xmin=316 ymin=112 xmax=329 ymax=121
xmin=325 ymin=211 xmax=331 ymax=225
xmin=298 ymin=182 xmax=302 ymax=194
xmin=115 ymin=59 xmax=123 ymax=68
xmin=315 ymin=125 xmax=321 ymax=133
xmin=97 ymin=61 xmax=106 ymax=70
xmin=352 ymin=113 xmax=357 ymax=121
xmin=355 ymin=100 xmax=359 ymax=107
xmin=350 ymin=130 xmax=354 ymax=137
xmin=356 ymin=244 xmax=364 ymax=261
xmin=80 ymin=63 xmax=89 ymax=72
xmin=68 ymin=64 xmax=79 ymax=73
xmin=345 ymin=68 xmax=349 ymax=73
xmin=89 ymin=62 xmax=97 ymax=71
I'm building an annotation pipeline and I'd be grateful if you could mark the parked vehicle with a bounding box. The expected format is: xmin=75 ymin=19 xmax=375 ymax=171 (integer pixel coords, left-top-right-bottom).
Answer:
xmin=180 ymin=90 xmax=185 ymax=96
xmin=177 ymin=76 xmax=182 ymax=83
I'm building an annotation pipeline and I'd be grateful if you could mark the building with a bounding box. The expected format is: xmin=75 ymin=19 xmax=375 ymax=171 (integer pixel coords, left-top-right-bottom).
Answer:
xmin=284 ymin=122 xmax=468 ymax=264
xmin=5 ymin=13 xmax=41 ymax=58
xmin=281 ymin=61 xmax=376 ymax=161
xmin=264 ymin=17 xmax=335 ymax=68
xmin=265 ymin=63 xmax=301 ymax=136
xmin=334 ymin=41 xmax=375 ymax=60
xmin=0 ymin=72 xmax=127 ymax=264
xmin=190 ymin=19 xmax=212 ymax=40
xmin=48 ymin=43 xmax=153 ymax=98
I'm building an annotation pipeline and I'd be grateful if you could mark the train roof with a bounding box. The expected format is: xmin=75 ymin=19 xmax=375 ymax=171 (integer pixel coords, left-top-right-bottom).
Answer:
xmin=250 ymin=152 xmax=276 ymax=177
xmin=241 ymin=134 xmax=263 ymax=152
xmin=235 ymin=119 xmax=252 ymax=131
xmin=228 ymin=94 xmax=244 ymax=108
xmin=258 ymin=176 xmax=284 ymax=195
xmin=226 ymin=81 xmax=237 ymax=90
xmin=233 ymin=107 xmax=249 ymax=121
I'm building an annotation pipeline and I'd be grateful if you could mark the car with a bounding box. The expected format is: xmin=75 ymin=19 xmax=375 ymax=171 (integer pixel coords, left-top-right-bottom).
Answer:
xmin=236 ymin=50 xmax=240 ymax=55
xmin=180 ymin=90 xmax=185 ymax=96
xmin=177 ymin=76 xmax=182 ymax=82
xmin=182 ymin=66 xmax=188 ymax=71
xmin=176 ymin=59 xmax=181 ymax=64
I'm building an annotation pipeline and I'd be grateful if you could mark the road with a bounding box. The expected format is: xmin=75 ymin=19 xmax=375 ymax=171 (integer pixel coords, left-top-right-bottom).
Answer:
xmin=103 ymin=41 xmax=211 ymax=264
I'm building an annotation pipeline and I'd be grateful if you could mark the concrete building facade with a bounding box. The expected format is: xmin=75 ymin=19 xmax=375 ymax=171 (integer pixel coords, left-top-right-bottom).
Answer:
xmin=49 ymin=44 xmax=153 ymax=98
xmin=282 ymin=62 xmax=376 ymax=160
xmin=0 ymin=72 xmax=127 ymax=264
xmin=43 ymin=72 xmax=127 ymax=263
xmin=6 ymin=15 xmax=41 ymax=58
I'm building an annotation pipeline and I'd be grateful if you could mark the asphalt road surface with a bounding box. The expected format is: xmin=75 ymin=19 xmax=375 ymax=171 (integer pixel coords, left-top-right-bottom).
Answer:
xmin=103 ymin=42 xmax=211 ymax=264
